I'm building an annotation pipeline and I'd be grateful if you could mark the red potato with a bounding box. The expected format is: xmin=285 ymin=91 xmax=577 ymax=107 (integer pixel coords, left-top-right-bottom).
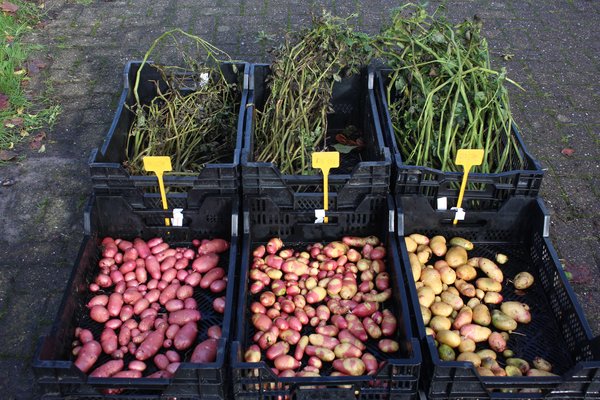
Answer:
xmin=101 ymin=328 xmax=118 ymax=355
xmin=250 ymin=302 xmax=266 ymax=314
xmin=250 ymin=281 xmax=265 ymax=294
xmin=274 ymin=317 xmax=289 ymax=331
xmin=190 ymin=338 xmax=218 ymax=363
xmin=139 ymin=316 xmax=157 ymax=332
xmin=274 ymin=355 xmax=300 ymax=371
xmin=362 ymin=353 xmax=378 ymax=373
xmin=119 ymin=260 xmax=136 ymax=275
xmin=89 ymin=284 xmax=100 ymax=293
xmin=160 ymin=256 xmax=177 ymax=272
xmin=381 ymin=309 xmax=398 ymax=337
xmin=159 ymin=283 xmax=180 ymax=305
xmin=154 ymin=354 xmax=170 ymax=370
xmin=280 ymin=329 xmax=301 ymax=345
xmin=109 ymin=270 xmax=124 ymax=284
xmin=77 ymin=328 xmax=94 ymax=344
xmin=156 ymin=249 xmax=177 ymax=263
xmin=174 ymin=322 xmax=198 ymax=350
xmin=133 ymin=238 xmax=151 ymax=259
xmin=213 ymin=297 xmax=226 ymax=314
xmin=184 ymin=272 xmax=202 ymax=287
xmin=106 ymin=293 xmax=123 ymax=317
xmin=161 ymin=268 xmax=177 ymax=284
xmin=95 ymin=274 xmax=112 ymax=288
xmin=308 ymin=334 xmax=339 ymax=350
xmin=352 ymin=301 xmax=378 ymax=318
xmin=266 ymin=238 xmax=283 ymax=255
xmin=333 ymin=358 xmax=366 ymax=376
xmin=266 ymin=341 xmax=290 ymax=360
xmin=99 ymin=257 xmax=115 ymax=269
xmin=198 ymin=239 xmax=229 ymax=255
xmin=176 ymin=285 xmax=194 ymax=300
xmin=338 ymin=329 xmax=366 ymax=351
xmin=147 ymin=238 xmax=163 ymax=248
xmin=90 ymin=305 xmax=110 ymax=323
xmin=316 ymin=325 xmax=339 ymax=337
xmin=123 ymin=247 xmax=138 ymax=263
xmin=117 ymin=240 xmax=133 ymax=251
xmin=135 ymin=326 xmax=166 ymax=360
xmin=200 ymin=268 xmax=225 ymax=289
xmin=89 ymin=359 xmax=124 ymax=378
xmin=184 ymin=297 xmax=197 ymax=310
xmin=207 ymin=325 xmax=222 ymax=339
xmin=287 ymin=316 xmax=303 ymax=332
xmin=168 ymin=309 xmax=201 ymax=325
xmin=105 ymin=319 xmax=122 ymax=330
xmin=123 ymin=289 xmax=143 ymax=305
xmin=132 ymin=331 xmax=150 ymax=344
xmin=151 ymin=242 xmax=169 ymax=255
xmin=119 ymin=305 xmax=134 ymax=321
xmin=192 ymin=253 xmax=219 ymax=273
xmin=114 ymin=281 xmax=126 ymax=294
xmin=252 ymin=314 xmax=272 ymax=332
xmin=87 ymin=295 xmax=109 ymax=308
xmin=133 ymin=298 xmax=150 ymax=315
xmin=144 ymin=289 xmax=160 ymax=304
xmin=145 ymin=256 xmax=161 ymax=280
xmin=174 ymin=259 xmax=189 ymax=271
xmin=124 ymin=272 xmax=137 ymax=282
xmin=74 ymin=340 xmax=102 ymax=373
xmin=166 ymin=362 xmax=180 ymax=375
xmin=253 ymin=245 xmax=266 ymax=258
xmin=165 ymin=350 xmax=180 ymax=363
xmin=165 ymin=299 xmax=184 ymax=312
xmin=112 ymin=370 xmax=142 ymax=378
xmin=166 ymin=324 xmax=180 ymax=340
xmin=103 ymin=244 xmax=118 ymax=259
xmin=331 ymin=315 xmax=348 ymax=330
xmin=118 ymin=327 xmax=131 ymax=347
xmin=378 ymin=339 xmax=399 ymax=353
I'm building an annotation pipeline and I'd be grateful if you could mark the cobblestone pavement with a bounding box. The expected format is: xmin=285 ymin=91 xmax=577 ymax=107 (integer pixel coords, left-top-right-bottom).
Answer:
xmin=0 ymin=0 xmax=598 ymax=398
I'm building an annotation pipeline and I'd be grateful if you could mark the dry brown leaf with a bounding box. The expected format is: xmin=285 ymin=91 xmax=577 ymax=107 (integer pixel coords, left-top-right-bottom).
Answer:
xmin=0 ymin=93 xmax=9 ymax=110
xmin=0 ymin=150 xmax=18 ymax=161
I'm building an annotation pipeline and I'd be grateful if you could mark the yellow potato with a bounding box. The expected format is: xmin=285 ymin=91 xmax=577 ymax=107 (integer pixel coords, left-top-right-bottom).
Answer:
xmin=495 ymin=253 xmax=508 ymax=265
xmin=460 ymin=324 xmax=492 ymax=342
xmin=478 ymin=258 xmax=503 ymax=283
xmin=417 ymin=286 xmax=435 ymax=308
xmin=417 ymin=246 xmax=432 ymax=264
xmin=429 ymin=316 xmax=452 ymax=332
xmin=446 ymin=285 xmax=459 ymax=297
xmin=513 ymin=272 xmax=534 ymax=289
xmin=466 ymin=298 xmax=480 ymax=308
xmin=500 ymin=302 xmax=531 ymax=324
xmin=440 ymin=291 xmax=463 ymax=310
xmin=425 ymin=327 xmax=435 ymax=337
xmin=436 ymin=330 xmax=461 ymax=348
xmin=457 ymin=352 xmax=482 ymax=367
xmin=477 ymin=367 xmax=494 ymax=377
xmin=506 ymin=358 xmax=530 ymax=374
xmin=445 ymin=246 xmax=468 ymax=268
xmin=409 ymin=233 xmax=429 ymax=245
xmin=477 ymin=349 xmax=497 ymax=360
xmin=483 ymin=291 xmax=503 ymax=304
xmin=475 ymin=289 xmax=485 ymax=300
xmin=458 ymin=338 xmax=476 ymax=353
xmin=421 ymin=305 xmax=432 ymax=325
xmin=491 ymin=310 xmax=517 ymax=331
xmin=404 ymin=236 xmax=418 ymax=253
xmin=449 ymin=237 xmax=474 ymax=250
xmin=438 ymin=343 xmax=455 ymax=361
xmin=456 ymin=264 xmax=477 ymax=281
xmin=505 ymin=365 xmax=522 ymax=377
xmin=437 ymin=266 xmax=456 ymax=285
xmin=421 ymin=268 xmax=443 ymax=294
xmin=476 ymin=277 xmax=502 ymax=292
xmin=429 ymin=235 xmax=447 ymax=257
xmin=408 ymin=253 xmax=422 ymax=282
xmin=455 ymin=279 xmax=476 ymax=297
xmin=472 ymin=304 xmax=491 ymax=326
xmin=430 ymin=301 xmax=453 ymax=317
xmin=532 ymin=357 xmax=552 ymax=372
xmin=467 ymin=257 xmax=481 ymax=267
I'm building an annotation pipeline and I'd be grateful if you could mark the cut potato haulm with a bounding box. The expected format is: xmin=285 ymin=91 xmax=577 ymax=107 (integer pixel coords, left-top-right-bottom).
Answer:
xmin=405 ymin=234 xmax=557 ymax=378
xmin=245 ymin=236 xmax=401 ymax=378
xmin=70 ymin=236 xmax=230 ymax=392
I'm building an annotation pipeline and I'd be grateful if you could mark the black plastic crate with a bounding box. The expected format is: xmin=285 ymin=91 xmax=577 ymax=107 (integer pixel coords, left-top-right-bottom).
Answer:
xmin=230 ymin=195 xmax=421 ymax=399
xmin=396 ymin=195 xmax=600 ymax=399
xmin=33 ymin=193 xmax=240 ymax=399
xmin=241 ymin=64 xmax=391 ymax=210
xmin=89 ymin=61 xmax=249 ymax=208
xmin=375 ymin=69 xmax=544 ymax=211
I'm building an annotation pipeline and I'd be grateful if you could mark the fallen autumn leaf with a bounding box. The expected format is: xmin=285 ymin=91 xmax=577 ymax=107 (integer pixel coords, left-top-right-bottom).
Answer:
xmin=1 ymin=1 xmax=19 ymax=14
xmin=0 ymin=150 xmax=18 ymax=161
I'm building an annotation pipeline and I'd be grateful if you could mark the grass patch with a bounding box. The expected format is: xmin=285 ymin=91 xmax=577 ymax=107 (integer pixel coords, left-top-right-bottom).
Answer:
xmin=0 ymin=1 xmax=61 ymax=152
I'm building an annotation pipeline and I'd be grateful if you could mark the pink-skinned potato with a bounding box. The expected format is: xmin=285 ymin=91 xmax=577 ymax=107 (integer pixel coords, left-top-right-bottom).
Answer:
xmin=198 ymin=239 xmax=229 ymax=255
xmin=173 ymin=322 xmax=198 ymax=350
xmin=190 ymin=338 xmax=218 ymax=363
xmin=135 ymin=327 xmax=166 ymax=361
xmin=74 ymin=340 xmax=102 ymax=373
xmin=333 ymin=358 xmax=366 ymax=376
xmin=192 ymin=253 xmax=219 ymax=273
xmin=89 ymin=359 xmax=124 ymax=378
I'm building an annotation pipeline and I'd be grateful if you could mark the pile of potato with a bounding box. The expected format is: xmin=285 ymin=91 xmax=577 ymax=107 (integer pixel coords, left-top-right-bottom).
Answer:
xmin=244 ymin=236 xmax=401 ymax=378
xmin=70 ymin=236 xmax=230 ymax=387
xmin=406 ymin=233 xmax=557 ymax=378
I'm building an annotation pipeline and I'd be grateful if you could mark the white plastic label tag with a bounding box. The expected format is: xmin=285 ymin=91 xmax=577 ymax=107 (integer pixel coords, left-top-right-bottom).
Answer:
xmin=451 ymin=207 xmax=466 ymax=221
xmin=199 ymin=72 xmax=209 ymax=87
xmin=314 ymin=209 xmax=325 ymax=224
xmin=172 ymin=208 xmax=184 ymax=227
xmin=437 ymin=197 xmax=448 ymax=211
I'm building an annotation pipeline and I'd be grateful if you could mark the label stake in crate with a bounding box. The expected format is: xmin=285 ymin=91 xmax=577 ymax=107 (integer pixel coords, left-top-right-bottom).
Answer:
xmin=311 ymin=151 xmax=339 ymax=223
xmin=143 ymin=156 xmax=172 ymax=226
xmin=452 ymin=149 xmax=484 ymax=225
